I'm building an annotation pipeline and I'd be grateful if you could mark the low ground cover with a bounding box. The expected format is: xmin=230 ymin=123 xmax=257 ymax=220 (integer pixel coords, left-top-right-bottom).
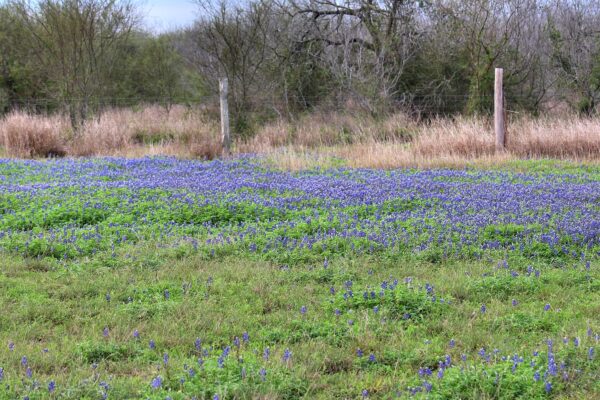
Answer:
xmin=0 ymin=157 xmax=599 ymax=399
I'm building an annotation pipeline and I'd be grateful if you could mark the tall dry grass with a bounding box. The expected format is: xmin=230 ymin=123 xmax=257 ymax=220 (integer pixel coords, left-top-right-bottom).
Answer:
xmin=1 ymin=106 xmax=600 ymax=168
xmin=0 ymin=112 xmax=67 ymax=157
xmin=0 ymin=106 xmax=221 ymax=159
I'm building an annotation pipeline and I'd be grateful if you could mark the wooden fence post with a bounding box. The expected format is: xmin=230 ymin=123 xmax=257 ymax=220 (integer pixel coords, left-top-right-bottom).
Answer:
xmin=219 ymin=78 xmax=230 ymax=156
xmin=494 ymin=68 xmax=505 ymax=152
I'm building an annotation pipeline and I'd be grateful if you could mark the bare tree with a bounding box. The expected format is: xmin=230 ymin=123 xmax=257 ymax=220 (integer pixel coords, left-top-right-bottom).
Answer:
xmin=11 ymin=0 xmax=139 ymax=130
xmin=432 ymin=0 xmax=543 ymax=114
xmin=546 ymin=0 xmax=600 ymax=115
xmin=287 ymin=0 xmax=429 ymax=113
xmin=184 ymin=0 xmax=275 ymax=134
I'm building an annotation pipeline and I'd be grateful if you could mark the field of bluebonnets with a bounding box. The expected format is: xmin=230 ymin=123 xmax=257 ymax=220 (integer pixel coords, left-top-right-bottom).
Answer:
xmin=0 ymin=156 xmax=600 ymax=399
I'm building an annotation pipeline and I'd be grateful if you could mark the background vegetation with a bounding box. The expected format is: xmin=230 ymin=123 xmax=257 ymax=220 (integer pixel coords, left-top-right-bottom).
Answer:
xmin=1 ymin=0 xmax=600 ymax=134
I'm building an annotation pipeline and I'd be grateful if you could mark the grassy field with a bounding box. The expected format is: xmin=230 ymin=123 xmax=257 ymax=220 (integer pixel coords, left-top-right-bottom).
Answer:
xmin=0 ymin=157 xmax=599 ymax=399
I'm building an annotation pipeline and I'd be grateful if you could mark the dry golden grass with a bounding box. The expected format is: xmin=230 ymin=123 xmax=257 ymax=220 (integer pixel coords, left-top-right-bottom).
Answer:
xmin=1 ymin=106 xmax=600 ymax=168
xmin=0 ymin=112 xmax=67 ymax=157
xmin=0 ymin=106 xmax=221 ymax=159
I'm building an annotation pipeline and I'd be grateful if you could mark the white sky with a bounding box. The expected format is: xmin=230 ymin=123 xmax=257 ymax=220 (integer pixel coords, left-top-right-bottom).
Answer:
xmin=142 ymin=0 xmax=199 ymax=33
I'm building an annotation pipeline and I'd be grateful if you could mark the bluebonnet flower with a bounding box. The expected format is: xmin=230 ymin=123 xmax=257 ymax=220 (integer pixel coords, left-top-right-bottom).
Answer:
xmin=334 ymin=309 xmax=341 ymax=316
xmin=233 ymin=336 xmax=240 ymax=348
xmin=103 ymin=327 xmax=109 ymax=338
xmin=423 ymin=381 xmax=432 ymax=392
xmin=373 ymin=306 xmax=379 ymax=314
xmin=357 ymin=349 xmax=364 ymax=357
xmin=545 ymin=381 xmax=552 ymax=393
xmin=362 ymin=389 xmax=369 ymax=398
xmin=589 ymin=347 xmax=595 ymax=360
xmin=512 ymin=299 xmax=518 ymax=306
xmin=48 ymin=380 xmax=56 ymax=393
xmin=348 ymin=319 xmax=354 ymax=326
xmin=300 ymin=306 xmax=307 ymax=315
xmin=164 ymin=290 xmax=170 ymax=300
xmin=368 ymin=354 xmax=376 ymax=363
xmin=195 ymin=338 xmax=202 ymax=351
xmin=242 ymin=332 xmax=249 ymax=343
xmin=534 ymin=371 xmax=540 ymax=381
xmin=544 ymin=304 xmax=551 ymax=311
xmin=263 ymin=347 xmax=270 ymax=361
xmin=151 ymin=376 xmax=162 ymax=389
xmin=329 ymin=287 xmax=335 ymax=295
xmin=449 ymin=339 xmax=455 ymax=348
xmin=213 ymin=395 xmax=219 ymax=400
xmin=105 ymin=293 xmax=111 ymax=302
xmin=133 ymin=329 xmax=140 ymax=339
xmin=574 ymin=337 xmax=580 ymax=347
xmin=163 ymin=353 xmax=169 ymax=365
xmin=480 ymin=304 xmax=486 ymax=314
xmin=149 ymin=340 xmax=156 ymax=349
xmin=26 ymin=367 xmax=32 ymax=378
xmin=9 ymin=341 xmax=15 ymax=351
xmin=21 ymin=356 xmax=27 ymax=367
xmin=0 ymin=367 xmax=3 ymax=381
xmin=259 ymin=367 xmax=267 ymax=381
xmin=283 ymin=348 xmax=292 ymax=362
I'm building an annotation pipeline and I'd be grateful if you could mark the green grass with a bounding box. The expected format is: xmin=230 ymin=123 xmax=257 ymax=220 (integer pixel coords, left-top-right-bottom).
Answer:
xmin=0 ymin=158 xmax=599 ymax=399
xmin=0 ymin=247 xmax=599 ymax=399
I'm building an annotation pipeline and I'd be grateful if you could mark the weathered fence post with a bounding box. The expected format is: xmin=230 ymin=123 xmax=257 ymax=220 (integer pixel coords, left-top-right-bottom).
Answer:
xmin=494 ymin=68 xmax=505 ymax=152
xmin=219 ymin=78 xmax=230 ymax=156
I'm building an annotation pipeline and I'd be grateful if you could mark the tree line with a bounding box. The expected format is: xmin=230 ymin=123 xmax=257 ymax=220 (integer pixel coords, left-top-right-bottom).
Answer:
xmin=1 ymin=0 xmax=600 ymax=134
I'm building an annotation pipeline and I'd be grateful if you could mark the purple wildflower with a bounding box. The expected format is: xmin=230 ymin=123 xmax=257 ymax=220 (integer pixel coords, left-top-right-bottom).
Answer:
xmin=151 ymin=376 xmax=162 ymax=390
xmin=283 ymin=348 xmax=292 ymax=362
